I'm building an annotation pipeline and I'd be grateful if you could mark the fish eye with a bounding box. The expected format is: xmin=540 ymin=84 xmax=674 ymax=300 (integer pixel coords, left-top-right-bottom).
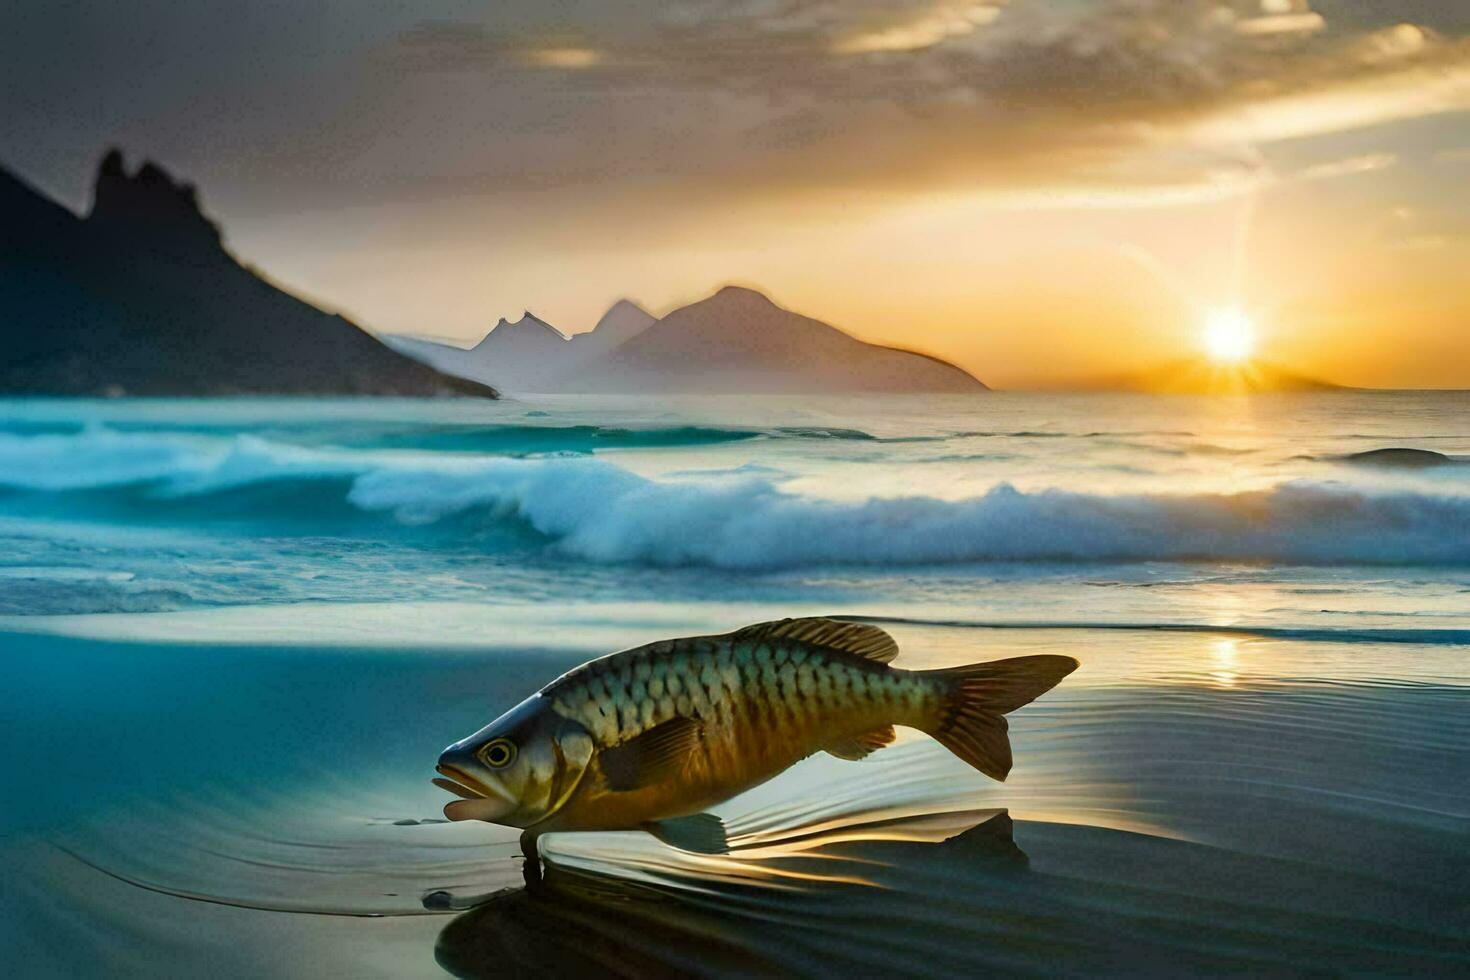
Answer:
xmin=480 ymin=738 xmax=516 ymax=769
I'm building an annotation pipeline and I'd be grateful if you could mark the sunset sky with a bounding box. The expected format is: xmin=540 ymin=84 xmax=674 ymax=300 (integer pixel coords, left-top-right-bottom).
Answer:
xmin=4 ymin=1 xmax=1469 ymax=388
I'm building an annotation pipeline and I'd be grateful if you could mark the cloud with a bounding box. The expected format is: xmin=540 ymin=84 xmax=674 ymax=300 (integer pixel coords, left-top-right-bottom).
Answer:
xmin=1294 ymin=152 xmax=1397 ymax=180
xmin=380 ymin=22 xmax=605 ymax=72
xmin=372 ymin=1 xmax=1470 ymax=200
xmin=833 ymin=4 xmax=1002 ymax=53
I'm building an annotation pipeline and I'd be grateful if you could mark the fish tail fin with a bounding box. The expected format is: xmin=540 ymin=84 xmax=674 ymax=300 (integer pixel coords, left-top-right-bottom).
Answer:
xmin=917 ymin=655 xmax=1078 ymax=781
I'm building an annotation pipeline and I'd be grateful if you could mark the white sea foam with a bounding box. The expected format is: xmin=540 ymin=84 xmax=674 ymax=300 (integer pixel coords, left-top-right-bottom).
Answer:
xmin=0 ymin=425 xmax=209 ymax=489
xmin=348 ymin=458 xmax=1470 ymax=567
xmin=5 ymin=426 xmax=1464 ymax=567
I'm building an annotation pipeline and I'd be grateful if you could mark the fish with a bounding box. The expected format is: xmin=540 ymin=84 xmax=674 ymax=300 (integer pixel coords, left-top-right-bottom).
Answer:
xmin=434 ymin=618 xmax=1077 ymax=855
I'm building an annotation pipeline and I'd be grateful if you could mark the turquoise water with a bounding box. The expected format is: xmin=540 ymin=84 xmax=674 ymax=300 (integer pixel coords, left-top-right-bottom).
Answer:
xmin=2 ymin=393 xmax=1468 ymax=976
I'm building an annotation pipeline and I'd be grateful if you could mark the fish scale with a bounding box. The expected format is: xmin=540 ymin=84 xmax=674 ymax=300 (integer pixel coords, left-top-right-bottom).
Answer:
xmin=437 ymin=618 xmax=1078 ymax=839
xmin=552 ymin=635 xmax=908 ymax=758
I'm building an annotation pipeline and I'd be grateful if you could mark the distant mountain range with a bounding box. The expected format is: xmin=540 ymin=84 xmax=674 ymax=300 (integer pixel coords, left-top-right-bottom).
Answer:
xmin=387 ymin=300 xmax=658 ymax=393
xmin=1097 ymin=359 xmax=1345 ymax=394
xmin=391 ymin=286 xmax=987 ymax=395
xmin=0 ymin=149 xmax=496 ymax=397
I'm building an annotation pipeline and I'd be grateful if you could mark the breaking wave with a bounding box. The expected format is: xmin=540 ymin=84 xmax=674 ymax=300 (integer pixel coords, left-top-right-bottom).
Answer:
xmin=348 ymin=466 xmax=1470 ymax=567
xmin=4 ymin=427 xmax=1469 ymax=568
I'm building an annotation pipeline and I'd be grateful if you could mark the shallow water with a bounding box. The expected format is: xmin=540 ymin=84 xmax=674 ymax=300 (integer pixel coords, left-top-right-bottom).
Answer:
xmin=2 ymin=392 xmax=1468 ymax=976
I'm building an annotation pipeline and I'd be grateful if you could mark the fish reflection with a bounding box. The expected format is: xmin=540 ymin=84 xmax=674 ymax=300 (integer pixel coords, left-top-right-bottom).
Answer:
xmin=433 ymin=808 xmax=1026 ymax=979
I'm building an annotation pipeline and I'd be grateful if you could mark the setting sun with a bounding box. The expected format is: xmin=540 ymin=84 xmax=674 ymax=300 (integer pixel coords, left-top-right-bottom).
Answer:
xmin=1201 ymin=308 xmax=1256 ymax=363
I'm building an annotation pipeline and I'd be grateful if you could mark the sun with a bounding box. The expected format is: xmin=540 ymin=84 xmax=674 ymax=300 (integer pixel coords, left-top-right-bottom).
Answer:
xmin=1201 ymin=307 xmax=1256 ymax=363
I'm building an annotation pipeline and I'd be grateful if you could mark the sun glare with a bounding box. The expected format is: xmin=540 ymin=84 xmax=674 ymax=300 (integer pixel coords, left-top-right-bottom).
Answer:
xmin=1202 ymin=308 xmax=1256 ymax=363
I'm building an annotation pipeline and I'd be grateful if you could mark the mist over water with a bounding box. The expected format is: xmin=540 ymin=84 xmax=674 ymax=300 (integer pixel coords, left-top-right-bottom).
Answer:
xmin=3 ymin=392 xmax=1468 ymax=976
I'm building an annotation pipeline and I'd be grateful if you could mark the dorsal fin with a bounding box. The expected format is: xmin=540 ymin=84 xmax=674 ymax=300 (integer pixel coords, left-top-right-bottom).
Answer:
xmin=731 ymin=618 xmax=899 ymax=664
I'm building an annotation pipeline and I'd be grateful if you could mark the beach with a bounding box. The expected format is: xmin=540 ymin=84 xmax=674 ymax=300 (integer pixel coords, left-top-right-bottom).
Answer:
xmin=2 ymin=391 xmax=1468 ymax=976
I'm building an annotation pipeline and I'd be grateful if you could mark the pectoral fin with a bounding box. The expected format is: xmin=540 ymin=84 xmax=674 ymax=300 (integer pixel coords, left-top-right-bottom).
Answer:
xmin=823 ymin=724 xmax=896 ymax=760
xmin=644 ymin=813 xmax=729 ymax=855
xmin=599 ymin=717 xmax=704 ymax=791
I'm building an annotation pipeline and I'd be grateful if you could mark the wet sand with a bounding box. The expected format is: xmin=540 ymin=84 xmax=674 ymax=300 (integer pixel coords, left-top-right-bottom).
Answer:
xmin=3 ymin=615 xmax=1466 ymax=976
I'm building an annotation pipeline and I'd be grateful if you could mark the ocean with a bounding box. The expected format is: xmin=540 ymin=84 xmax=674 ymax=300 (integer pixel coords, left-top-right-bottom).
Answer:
xmin=2 ymin=392 xmax=1468 ymax=976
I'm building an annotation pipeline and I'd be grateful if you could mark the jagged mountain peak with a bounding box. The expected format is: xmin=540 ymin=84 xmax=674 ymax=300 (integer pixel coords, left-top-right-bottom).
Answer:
xmin=0 ymin=147 xmax=493 ymax=397
xmin=88 ymin=147 xmax=220 ymax=253
xmin=476 ymin=311 xmax=568 ymax=349
xmin=389 ymin=285 xmax=984 ymax=395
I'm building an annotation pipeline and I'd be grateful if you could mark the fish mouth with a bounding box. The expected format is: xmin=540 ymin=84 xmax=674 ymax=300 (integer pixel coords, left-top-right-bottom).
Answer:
xmin=434 ymin=764 xmax=517 ymax=823
xmin=434 ymin=763 xmax=489 ymax=799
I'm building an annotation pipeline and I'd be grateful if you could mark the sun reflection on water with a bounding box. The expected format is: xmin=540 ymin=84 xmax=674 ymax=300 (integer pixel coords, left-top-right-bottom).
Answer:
xmin=1210 ymin=637 xmax=1241 ymax=688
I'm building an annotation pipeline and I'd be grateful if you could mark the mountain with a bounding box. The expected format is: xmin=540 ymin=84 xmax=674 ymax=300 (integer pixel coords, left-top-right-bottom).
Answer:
xmin=388 ymin=311 xmax=570 ymax=391
xmin=387 ymin=300 xmax=658 ymax=394
xmin=556 ymin=286 xmax=986 ymax=393
xmin=0 ymin=149 xmax=496 ymax=397
xmin=1093 ymin=359 xmax=1345 ymax=394
xmin=579 ymin=299 xmax=659 ymax=356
